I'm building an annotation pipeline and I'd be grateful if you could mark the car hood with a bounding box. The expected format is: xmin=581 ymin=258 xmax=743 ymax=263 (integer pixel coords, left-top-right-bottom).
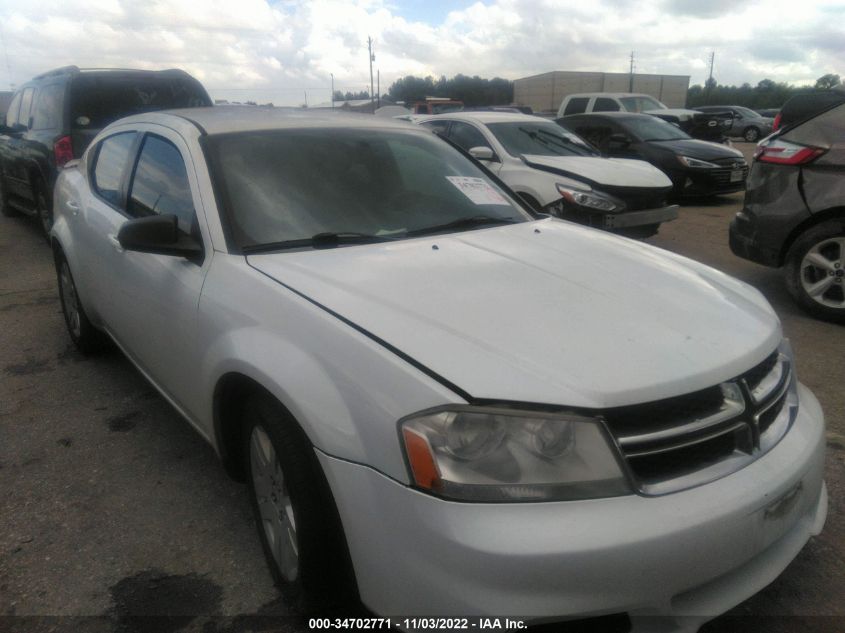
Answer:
xmin=645 ymin=108 xmax=700 ymax=120
xmin=649 ymin=138 xmax=744 ymax=161
xmin=521 ymin=155 xmax=672 ymax=189
xmin=248 ymin=219 xmax=780 ymax=408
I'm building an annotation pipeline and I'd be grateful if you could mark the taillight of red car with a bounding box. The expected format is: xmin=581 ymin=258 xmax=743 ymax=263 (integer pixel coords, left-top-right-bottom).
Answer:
xmin=754 ymin=138 xmax=826 ymax=165
xmin=772 ymin=112 xmax=782 ymax=131
xmin=54 ymin=135 xmax=74 ymax=168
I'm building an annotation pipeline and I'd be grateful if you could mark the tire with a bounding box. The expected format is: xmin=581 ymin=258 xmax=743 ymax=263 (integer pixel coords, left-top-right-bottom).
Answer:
xmin=0 ymin=171 xmax=16 ymax=217
xmin=35 ymin=184 xmax=53 ymax=240
xmin=784 ymin=219 xmax=845 ymax=324
xmin=56 ymin=252 xmax=107 ymax=354
xmin=518 ymin=193 xmax=542 ymax=213
xmin=243 ymin=394 xmax=358 ymax=613
xmin=743 ymin=127 xmax=760 ymax=142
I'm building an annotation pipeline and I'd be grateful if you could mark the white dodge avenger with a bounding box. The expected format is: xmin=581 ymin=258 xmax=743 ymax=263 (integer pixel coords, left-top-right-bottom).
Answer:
xmin=51 ymin=107 xmax=826 ymax=632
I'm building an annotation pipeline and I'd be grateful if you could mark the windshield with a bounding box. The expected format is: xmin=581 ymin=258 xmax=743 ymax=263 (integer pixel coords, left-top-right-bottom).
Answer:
xmin=619 ymin=96 xmax=665 ymax=113
xmin=624 ymin=116 xmax=691 ymax=141
xmin=486 ymin=121 xmax=598 ymax=157
xmin=207 ymin=128 xmax=529 ymax=251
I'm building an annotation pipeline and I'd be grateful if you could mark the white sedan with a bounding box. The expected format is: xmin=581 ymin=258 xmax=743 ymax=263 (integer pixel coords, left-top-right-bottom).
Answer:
xmin=51 ymin=107 xmax=826 ymax=631
xmin=417 ymin=111 xmax=679 ymax=237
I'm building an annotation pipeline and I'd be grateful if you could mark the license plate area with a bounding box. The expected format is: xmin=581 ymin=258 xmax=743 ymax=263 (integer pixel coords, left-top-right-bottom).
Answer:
xmin=730 ymin=169 xmax=744 ymax=182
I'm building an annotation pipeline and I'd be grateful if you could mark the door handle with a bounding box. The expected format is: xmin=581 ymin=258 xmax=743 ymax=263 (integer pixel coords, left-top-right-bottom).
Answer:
xmin=66 ymin=200 xmax=79 ymax=215
xmin=107 ymin=234 xmax=124 ymax=253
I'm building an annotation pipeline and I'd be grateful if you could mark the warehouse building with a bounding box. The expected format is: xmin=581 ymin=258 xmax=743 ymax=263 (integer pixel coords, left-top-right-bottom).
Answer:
xmin=514 ymin=71 xmax=690 ymax=113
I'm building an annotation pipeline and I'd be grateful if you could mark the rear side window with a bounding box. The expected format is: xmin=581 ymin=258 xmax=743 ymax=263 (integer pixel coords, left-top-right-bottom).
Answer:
xmin=92 ymin=132 xmax=137 ymax=206
xmin=594 ymin=98 xmax=620 ymax=112
xmin=32 ymin=84 xmax=64 ymax=130
xmin=70 ymin=75 xmax=210 ymax=130
xmin=5 ymin=92 xmax=21 ymax=127
xmin=564 ymin=98 xmax=589 ymax=115
xmin=19 ymin=88 xmax=35 ymax=127
xmin=128 ymin=135 xmax=195 ymax=234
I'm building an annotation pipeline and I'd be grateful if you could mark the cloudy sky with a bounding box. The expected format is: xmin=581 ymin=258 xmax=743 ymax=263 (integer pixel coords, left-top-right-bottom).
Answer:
xmin=0 ymin=0 xmax=842 ymax=105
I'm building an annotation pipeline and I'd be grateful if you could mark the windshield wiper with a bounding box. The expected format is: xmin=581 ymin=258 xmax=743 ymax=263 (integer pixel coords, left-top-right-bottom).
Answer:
xmin=406 ymin=215 xmax=518 ymax=237
xmin=242 ymin=231 xmax=401 ymax=254
xmin=518 ymin=126 xmax=582 ymax=154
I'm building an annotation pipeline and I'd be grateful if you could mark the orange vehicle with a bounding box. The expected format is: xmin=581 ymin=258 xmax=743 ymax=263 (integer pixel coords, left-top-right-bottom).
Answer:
xmin=411 ymin=97 xmax=464 ymax=115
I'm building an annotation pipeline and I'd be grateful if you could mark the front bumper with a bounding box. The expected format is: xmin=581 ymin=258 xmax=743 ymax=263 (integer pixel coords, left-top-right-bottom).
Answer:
xmin=603 ymin=204 xmax=679 ymax=229
xmin=318 ymin=383 xmax=826 ymax=631
xmin=673 ymin=168 xmax=747 ymax=197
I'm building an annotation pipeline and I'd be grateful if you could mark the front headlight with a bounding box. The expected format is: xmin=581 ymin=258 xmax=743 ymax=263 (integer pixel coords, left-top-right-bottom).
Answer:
xmin=677 ymin=155 xmax=719 ymax=168
xmin=400 ymin=407 xmax=631 ymax=502
xmin=555 ymin=184 xmax=623 ymax=212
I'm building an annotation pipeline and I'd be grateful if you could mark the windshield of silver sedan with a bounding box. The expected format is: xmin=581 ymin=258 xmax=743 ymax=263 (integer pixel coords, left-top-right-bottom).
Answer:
xmin=205 ymin=128 xmax=530 ymax=251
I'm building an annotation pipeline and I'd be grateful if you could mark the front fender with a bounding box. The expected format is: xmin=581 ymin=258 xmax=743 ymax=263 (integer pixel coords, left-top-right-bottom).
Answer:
xmin=198 ymin=255 xmax=466 ymax=483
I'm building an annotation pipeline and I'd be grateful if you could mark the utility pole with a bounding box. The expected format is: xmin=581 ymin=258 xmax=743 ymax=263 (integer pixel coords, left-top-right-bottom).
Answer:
xmin=377 ymin=69 xmax=380 ymax=109
xmin=367 ymin=36 xmax=375 ymax=111
xmin=628 ymin=51 xmax=635 ymax=92
xmin=331 ymin=73 xmax=334 ymax=109
xmin=706 ymin=51 xmax=715 ymax=103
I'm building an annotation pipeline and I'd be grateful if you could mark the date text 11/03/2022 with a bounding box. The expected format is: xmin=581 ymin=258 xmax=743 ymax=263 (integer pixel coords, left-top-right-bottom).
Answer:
xmin=308 ymin=618 xmax=528 ymax=630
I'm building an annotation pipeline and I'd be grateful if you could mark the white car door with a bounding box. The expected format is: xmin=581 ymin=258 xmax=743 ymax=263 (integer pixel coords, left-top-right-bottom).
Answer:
xmin=101 ymin=128 xmax=212 ymax=419
xmin=447 ymin=121 xmax=504 ymax=176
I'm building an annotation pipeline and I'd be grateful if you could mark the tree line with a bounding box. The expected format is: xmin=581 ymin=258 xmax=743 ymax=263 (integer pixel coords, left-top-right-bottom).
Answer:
xmin=375 ymin=72 xmax=840 ymax=110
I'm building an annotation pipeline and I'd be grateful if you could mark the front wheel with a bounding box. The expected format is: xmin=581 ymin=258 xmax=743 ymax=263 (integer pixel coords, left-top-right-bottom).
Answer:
xmin=784 ymin=220 xmax=845 ymax=323
xmin=243 ymin=394 xmax=357 ymax=612
xmin=743 ymin=127 xmax=760 ymax=142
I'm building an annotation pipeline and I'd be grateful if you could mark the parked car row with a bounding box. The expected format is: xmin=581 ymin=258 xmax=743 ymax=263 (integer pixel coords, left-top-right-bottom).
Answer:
xmin=417 ymin=111 xmax=678 ymax=237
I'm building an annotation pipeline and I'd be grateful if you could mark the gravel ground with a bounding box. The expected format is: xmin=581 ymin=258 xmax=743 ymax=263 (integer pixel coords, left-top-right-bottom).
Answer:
xmin=0 ymin=142 xmax=842 ymax=632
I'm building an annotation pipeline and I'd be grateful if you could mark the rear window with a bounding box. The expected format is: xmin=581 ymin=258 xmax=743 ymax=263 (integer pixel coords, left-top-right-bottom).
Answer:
xmin=70 ymin=74 xmax=210 ymax=130
xmin=564 ymin=98 xmax=589 ymax=115
xmin=619 ymin=96 xmax=665 ymax=112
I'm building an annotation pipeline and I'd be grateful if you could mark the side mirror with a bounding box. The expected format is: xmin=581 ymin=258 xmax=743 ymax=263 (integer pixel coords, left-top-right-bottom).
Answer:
xmin=117 ymin=214 xmax=203 ymax=260
xmin=469 ymin=146 xmax=497 ymax=161
xmin=607 ymin=133 xmax=631 ymax=149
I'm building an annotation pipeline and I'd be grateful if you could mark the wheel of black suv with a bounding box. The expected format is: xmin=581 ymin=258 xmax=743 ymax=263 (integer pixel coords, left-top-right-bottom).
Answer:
xmin=36 ymin=185 xmax=53 ymax=239
xmin=56 ymin=253 xmax=107 ymax=353
xmin=743 ymin=126 xmax=761 ymax=142
xmin=243 ymin=393 xmax=357 ymax=612
xmin=0 ymin=171 xmax=15 ymax=217
xmin=785 ymin=219 xmax=845 ymax=324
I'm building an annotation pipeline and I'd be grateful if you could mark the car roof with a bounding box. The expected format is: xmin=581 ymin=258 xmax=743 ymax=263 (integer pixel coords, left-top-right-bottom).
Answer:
xmin=565 ymin=93 xmax=652 ymax=99
xmin=419 ymin=111 xmax=553 ymax=125
xmin=112 ymin=106 xmax=427 ymax=136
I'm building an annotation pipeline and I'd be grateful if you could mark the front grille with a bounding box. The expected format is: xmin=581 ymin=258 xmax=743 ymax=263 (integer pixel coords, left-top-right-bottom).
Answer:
xmin=602 ymin=350 xmax=795 ymax=495
xmin=597 ymin=185 xmax=671 ymax=211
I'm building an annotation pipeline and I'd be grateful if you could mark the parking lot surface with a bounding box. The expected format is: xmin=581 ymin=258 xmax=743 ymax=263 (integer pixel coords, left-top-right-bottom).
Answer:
xmin=1 ymin=143 xmax=843 ymax=632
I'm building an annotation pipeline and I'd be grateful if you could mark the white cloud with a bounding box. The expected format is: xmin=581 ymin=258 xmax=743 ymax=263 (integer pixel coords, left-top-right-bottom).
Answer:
xmin=0 ymin=0 xmax=841 ymax=105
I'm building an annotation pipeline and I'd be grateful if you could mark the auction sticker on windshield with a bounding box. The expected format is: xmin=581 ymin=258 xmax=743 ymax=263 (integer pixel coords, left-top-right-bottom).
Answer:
xmin=447 ymin=176 xmax=510 ymax=205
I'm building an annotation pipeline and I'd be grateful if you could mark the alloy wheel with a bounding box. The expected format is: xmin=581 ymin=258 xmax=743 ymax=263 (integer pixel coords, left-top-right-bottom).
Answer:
xmin=59 ymin=261 xmax=82 ymax=339
xmin=800 ymin=237 xmax=845 ymax=309
xmin=743 ymin=127 xmax=760 ymax=142
xmin=250 ymin=425 xmax=299 ymax=582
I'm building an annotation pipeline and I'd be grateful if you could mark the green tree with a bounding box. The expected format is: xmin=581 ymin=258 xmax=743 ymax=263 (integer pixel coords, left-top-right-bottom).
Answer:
xmin=814 ymin=74 xmax=841 ymax=90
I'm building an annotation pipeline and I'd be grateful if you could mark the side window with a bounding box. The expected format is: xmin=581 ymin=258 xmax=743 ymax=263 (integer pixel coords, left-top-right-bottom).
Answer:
xmin=594 ymin=98 xmax=620 ymax=112
xmin=5 ymin=92 xmax=22 ymax=127
xmin=93 ymin=132 xmax=138 ymax=207
xmin=32 ymin=84 xmax=64 ymax=130
xmin=420 ymin=120 xmax=450 ymax=136
xmin=18 ymin=88 xmax=35 ymax=128
xmin=564 ymin=97 xmax=589 ymax=115
xmin=572 ymin=123 xmax=613 ymax=151
xmin=448 ymin=122 xmax=491 ymax=152
xmin=128 ymin=135 xmax=195 ymax=234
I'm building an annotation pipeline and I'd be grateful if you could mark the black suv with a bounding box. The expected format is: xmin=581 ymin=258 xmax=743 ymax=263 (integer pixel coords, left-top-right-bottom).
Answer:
xmin=0 ymin=66 xmax=211 ymax=235
xmin=730 ymin=101 xmax=845 ymax=322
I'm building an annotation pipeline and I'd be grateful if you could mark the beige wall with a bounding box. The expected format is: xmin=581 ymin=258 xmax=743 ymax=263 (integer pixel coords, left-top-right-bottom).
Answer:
xmin=514 ymin=71 xmax=690 ymax=112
